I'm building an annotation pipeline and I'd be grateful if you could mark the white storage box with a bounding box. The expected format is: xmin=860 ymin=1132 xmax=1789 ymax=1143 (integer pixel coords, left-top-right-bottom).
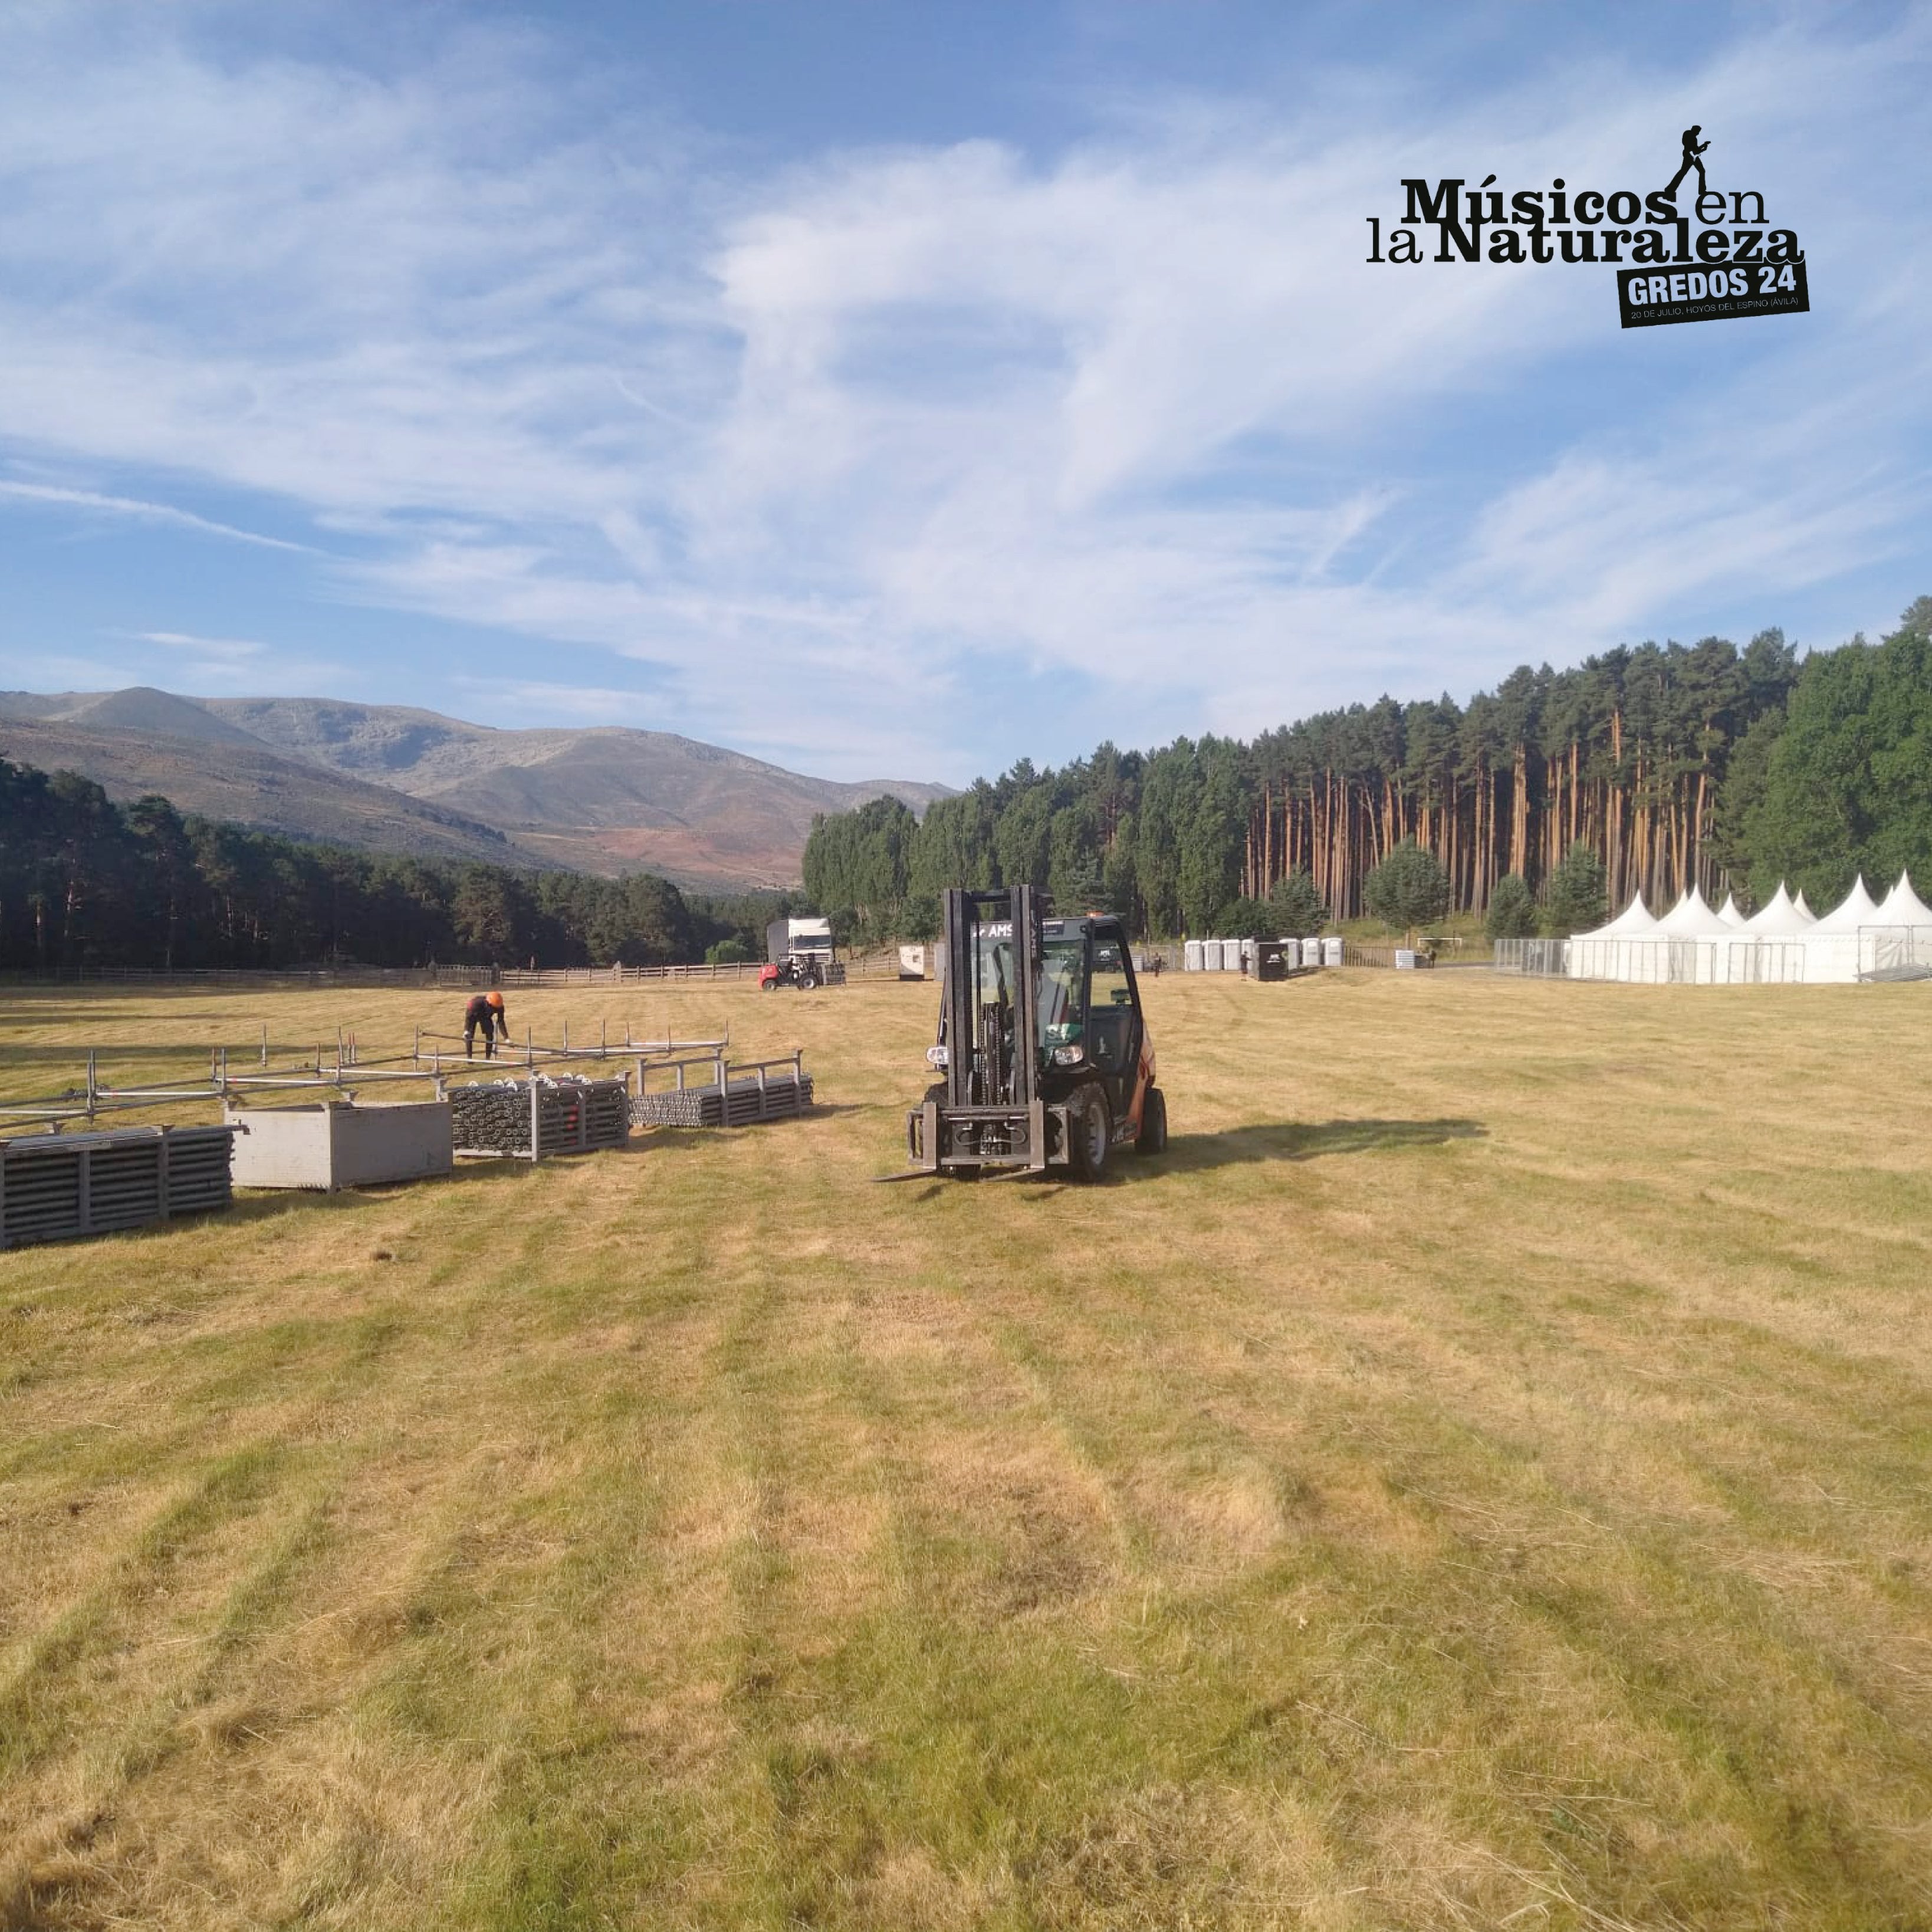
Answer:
xmin=226 ymin=1100 xmax=454 ymax=1191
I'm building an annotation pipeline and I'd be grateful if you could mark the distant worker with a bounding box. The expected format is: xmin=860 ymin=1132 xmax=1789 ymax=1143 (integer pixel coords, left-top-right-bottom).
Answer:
xmin=464 ymin=989 xmax=507 ymax=1059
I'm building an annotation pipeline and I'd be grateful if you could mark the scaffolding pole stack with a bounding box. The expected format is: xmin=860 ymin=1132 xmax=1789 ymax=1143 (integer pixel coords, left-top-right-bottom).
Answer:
xmin=447 ymin=1075 xmax=632 ymax=1160
xmin=629 ymin=1052 xmax=814 ymax=1129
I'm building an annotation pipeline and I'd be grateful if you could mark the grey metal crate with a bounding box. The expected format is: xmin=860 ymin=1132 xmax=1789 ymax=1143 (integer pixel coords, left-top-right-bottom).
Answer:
xmin=226 ymin=1100 xmax=454 ymax=1191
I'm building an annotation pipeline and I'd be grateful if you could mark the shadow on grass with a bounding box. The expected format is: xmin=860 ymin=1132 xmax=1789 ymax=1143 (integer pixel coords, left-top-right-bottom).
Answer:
xmin=1154 ymin=1117 xmax=1487 ymax=1173
xmin=223 ymin=1161 xmax=528 ymax=1221
xmin=919 ymin=1118 xmax=1489 ymax=1198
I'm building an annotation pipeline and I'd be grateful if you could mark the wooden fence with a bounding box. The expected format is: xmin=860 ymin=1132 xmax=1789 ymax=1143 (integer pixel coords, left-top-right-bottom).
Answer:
xmin=0 ymin=953 xmax=912 ymax=991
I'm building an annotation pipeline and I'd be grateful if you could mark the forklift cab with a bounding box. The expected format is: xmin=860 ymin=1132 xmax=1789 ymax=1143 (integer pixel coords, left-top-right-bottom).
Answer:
xmin=1039 ymin=922 xmax=1142 ymax=1116
xmin=908 ymin=886 xmax=1166 ymax=1179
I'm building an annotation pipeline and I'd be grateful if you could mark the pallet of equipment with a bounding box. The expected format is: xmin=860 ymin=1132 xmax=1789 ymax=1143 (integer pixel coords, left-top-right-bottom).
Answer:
xmin=0 ymin=1124 xmax=235 ymax=1250
xmin=449 ymin=1076 xmax=630 ymax=1159
xmin=630 ymin=1067 xmax=813 ymax=1130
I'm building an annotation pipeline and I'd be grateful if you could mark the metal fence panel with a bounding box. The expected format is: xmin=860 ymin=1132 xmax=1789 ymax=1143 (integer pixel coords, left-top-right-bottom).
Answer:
xmin=1493 ymin=939 xmax=1570 ymax=977
xmin=1861 ymin=927 xmax=1932 ymax=981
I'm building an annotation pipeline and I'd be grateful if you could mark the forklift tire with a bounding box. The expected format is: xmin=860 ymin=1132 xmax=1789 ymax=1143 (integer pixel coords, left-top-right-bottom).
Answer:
xmin=1067 ymin=1085 xmax=1111 ymax=1182
xmin=1135 ymin=1085 xmax=1168 ymax=1156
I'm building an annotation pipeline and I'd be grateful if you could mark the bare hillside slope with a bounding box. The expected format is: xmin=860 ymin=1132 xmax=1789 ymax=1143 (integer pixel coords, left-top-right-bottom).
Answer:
xmin=0 ymin=689 xmax=949 ymax=886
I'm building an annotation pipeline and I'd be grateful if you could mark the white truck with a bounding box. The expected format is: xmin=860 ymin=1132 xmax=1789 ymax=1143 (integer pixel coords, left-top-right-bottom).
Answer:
xmin=761 ymin=917 xmax=844 ymax=990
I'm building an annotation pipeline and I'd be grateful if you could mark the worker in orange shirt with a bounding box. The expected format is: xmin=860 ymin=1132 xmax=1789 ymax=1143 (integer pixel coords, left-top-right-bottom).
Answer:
xmin=463 ymin=989 xmax=507 ymax=1059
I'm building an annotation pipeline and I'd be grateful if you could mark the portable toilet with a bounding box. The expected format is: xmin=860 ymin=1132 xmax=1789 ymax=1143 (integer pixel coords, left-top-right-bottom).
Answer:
xmin=1184 ymin=939 xmax=1204 ymax=972
xmin=1276 ymin=938 xmax=1299 ymax=968
xmin=1395 ymin=948 xmax=1417 ymax=970
xmin=1219 ymin=939 xmax=1241 ymax=971
xmin=1323 ymin=937 xmax=1343 ymax=967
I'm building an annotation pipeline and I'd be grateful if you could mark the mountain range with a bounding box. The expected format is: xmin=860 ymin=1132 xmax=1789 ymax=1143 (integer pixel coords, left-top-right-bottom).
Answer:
xmin=0 ymin=687 xmax=949 ymax=888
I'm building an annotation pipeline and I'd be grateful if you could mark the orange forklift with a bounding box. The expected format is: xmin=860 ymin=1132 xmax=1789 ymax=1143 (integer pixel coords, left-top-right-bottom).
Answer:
xmin=901 ymin=885 xmax=1166 ymax=1181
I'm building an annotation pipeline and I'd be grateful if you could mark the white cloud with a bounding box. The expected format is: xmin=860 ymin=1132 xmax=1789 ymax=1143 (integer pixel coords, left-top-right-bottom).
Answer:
xmin=109 ymin=628 xmax=347 ymax=694
xmin=135 ymin=629 xmax=266 ymax=661
xmin=0 ymin=8 xmax=1924 ymax=777
xmin=0 ymin=480 xmax=311 ymax=551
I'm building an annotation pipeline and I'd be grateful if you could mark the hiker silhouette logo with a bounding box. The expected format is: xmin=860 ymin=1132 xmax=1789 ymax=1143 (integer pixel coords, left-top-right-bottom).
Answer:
xmin=1662 ymin=126 xmax=1710 ymax=203
xmin=1362 ymin=126 xmax=1809 ymax=329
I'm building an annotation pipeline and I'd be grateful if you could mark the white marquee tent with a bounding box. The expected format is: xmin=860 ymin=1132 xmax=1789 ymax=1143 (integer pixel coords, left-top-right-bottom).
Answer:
xmin=1743 ymin=883 xmax=1812 ymax=935
xmin=1878 ymin=875 xmax=1932 ymax=924
xmin=1565 ymin=872 xmax=1932 ymax=984
xmin=1564 ymin=892 xmax=1659 ymax=982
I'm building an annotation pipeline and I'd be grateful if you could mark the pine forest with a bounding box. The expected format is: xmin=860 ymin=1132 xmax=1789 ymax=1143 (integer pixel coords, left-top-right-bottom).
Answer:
xmin=805 ymin=602 xmax=1932 ymax=939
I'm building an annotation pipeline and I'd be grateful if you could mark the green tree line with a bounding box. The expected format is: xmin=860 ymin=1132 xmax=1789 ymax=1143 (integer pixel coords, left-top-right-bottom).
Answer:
xmin=804 ymin=602 xmax=1932 ymax=937
xmin=0 ymin=763 xmax=790 ymax=972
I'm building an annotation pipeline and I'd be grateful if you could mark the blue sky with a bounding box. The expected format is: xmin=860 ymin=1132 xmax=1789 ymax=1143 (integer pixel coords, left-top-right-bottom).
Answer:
xmin=0 ymin=1 xmax=1926 ymax=783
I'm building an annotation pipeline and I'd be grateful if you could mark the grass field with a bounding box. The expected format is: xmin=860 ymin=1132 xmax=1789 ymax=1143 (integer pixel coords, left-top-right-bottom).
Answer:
xmin=3 ymin=969 xmax=1931 ymax=1930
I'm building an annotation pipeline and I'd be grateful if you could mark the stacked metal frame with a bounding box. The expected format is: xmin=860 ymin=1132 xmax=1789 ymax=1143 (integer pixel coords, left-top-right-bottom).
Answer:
xmin=0 ymin=1124 xmax=235 ymax=1250
xmin=448 ymin=1076 xmax=630 ymax=1159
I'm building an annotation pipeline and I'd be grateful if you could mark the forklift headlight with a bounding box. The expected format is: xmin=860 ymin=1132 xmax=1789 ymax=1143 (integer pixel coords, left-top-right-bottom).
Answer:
xmin=1052 ymin=1044 xmax=1086 ymax=1066
xmin=926 ymin=1044 xmax=949 ymax=1069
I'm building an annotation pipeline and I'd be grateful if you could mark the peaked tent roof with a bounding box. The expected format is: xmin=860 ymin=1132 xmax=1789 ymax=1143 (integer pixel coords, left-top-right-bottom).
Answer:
xmin=1795 ymin=889 xmax=1817 ymax=918
xmin=1809 ymin=876 xmax=1882 ymax=934
xmin=1655 ymin=884 xmax=1729 ymax=936
xmin=1716 ymin=893 xmax=1749 ymax=927
xmin=1586 ymin=893 xmax=1661 ymax=937
xmin=1875 ymin=871 xmax=1932 ymax=928
xmin=1745 ymin=883 xmax=1813 ymax=935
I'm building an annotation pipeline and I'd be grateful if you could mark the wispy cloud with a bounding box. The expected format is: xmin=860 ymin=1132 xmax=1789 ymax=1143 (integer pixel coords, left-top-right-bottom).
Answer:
xmin=0 ymin=481 xmax=313 ymax=552
xmin=134 ymin=629 xmax=267 ymax=661
xmin=0 ymin=7 xmax=1925 ymax=777
xmin=105 ymin=627 xmax=347 ymax=694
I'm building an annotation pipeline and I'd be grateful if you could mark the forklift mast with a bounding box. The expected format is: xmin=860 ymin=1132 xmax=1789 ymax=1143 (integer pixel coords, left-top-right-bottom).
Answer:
xmin=941 ymin=884 xmax=1042 ymax=1112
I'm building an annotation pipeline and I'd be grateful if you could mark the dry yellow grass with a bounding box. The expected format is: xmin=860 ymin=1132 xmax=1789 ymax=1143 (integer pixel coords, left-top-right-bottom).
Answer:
xmin=2 ymin=969 xmax=1931 ymax=1929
